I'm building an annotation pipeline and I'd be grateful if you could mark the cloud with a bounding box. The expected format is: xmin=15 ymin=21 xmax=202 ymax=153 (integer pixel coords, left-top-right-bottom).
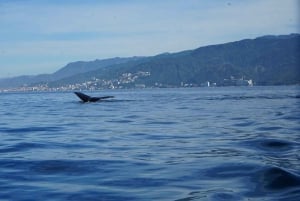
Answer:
xmin=2 ymin=0 xmax=298 ymax=42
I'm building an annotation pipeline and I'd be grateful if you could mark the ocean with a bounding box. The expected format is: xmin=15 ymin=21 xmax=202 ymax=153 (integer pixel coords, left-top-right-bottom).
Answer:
xmin=0 ymin=86 xmax=299 ymax=201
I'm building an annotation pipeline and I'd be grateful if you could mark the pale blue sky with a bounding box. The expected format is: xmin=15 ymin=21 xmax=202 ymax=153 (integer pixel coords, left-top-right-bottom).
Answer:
xmin=0 ymin=0 xmax=299 ymax=78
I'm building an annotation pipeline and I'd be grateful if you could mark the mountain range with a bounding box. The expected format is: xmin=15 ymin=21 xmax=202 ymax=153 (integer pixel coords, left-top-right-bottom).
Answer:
xmin=0 ymin=33 xmax=299 ymax=89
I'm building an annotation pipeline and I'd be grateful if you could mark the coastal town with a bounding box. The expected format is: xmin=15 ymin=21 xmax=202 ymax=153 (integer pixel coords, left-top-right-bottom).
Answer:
xmin=0 ymin=71 xmax=253 ymax=93
xmin=0 ymin=71 xmax=149 ymax=92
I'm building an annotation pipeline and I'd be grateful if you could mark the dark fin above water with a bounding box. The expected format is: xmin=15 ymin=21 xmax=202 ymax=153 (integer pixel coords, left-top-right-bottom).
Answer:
xmin=74 ymin=92 xmax=114 ymax=102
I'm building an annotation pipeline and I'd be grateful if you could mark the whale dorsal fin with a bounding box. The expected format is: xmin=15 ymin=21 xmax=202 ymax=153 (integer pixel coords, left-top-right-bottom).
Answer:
xmin=74 ymin=92 xmax=91 ymax=102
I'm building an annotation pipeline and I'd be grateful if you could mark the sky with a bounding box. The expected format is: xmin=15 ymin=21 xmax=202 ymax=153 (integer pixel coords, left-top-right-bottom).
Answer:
xmin=0 ymin=0 xmax=299 ymax=78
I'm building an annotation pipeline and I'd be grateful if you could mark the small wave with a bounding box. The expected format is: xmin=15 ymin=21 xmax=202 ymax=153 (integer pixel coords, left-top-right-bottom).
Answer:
xmin=0 ymin=126 xmax=62 ymax=134
xmin=106 ymin=119 xmax=134 ymax=123
xmin=240 ymin=138 xmax=295 ymax=152
xmin=31 ymin=160 xmax=93 ymax=175
xmin=63 ymin=191 xmax=135 ymax=201
xmin=260 ymin=140 xmax=292 ymax=149
xmin=205 ymin=163 xmax=258 ymax=178
xmin=0 ymin=159 xmax=129 ymax=176
xmin=255 ymin=126 xmax=283 ymax=131
xmin=123 ymin=115 xmax=141 ymax=119
xmin=146 ymin=121 xmax=177 ymax=125
xmin=283 ymin=115 xmax=300 ymax=121
xmin=232 ymin=121 xmax=255 ymax=127
xmin=259 ymin=166 xmax=300 ymax=190
xmin=102 ymin=177 xmax=168 ymax=188
xmin=195 ymin=94 xmax=300 ymax=101
xmin=230 ymin=117 xmax=250 ymax=121
xmin=198 ymin=163 xmax=300 ymax=200
xmin=0 ymin=142 xmax=46 ymax=153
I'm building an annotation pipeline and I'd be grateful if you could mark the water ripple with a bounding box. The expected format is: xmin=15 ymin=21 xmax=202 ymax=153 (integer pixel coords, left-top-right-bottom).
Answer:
xmin=0 ymin=87 xmax=299 ymax=201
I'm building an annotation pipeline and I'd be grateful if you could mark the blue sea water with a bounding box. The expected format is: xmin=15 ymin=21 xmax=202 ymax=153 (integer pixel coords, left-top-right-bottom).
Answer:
xmin=0 ymin=86 xmax=300 ymax=201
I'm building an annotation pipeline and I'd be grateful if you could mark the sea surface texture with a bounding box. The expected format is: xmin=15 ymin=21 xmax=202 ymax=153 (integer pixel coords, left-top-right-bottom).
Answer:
xmin=0 ymin=86 xmax=300 ymax=201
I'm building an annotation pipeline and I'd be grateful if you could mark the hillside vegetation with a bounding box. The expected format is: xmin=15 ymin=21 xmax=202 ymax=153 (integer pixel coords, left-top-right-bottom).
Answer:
xmin=0 ymin=34 xmax=299 ymax=89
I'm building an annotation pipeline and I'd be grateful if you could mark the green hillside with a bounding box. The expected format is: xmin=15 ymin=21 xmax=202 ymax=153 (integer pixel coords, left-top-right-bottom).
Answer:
xmin=0 ymin=34 xmax=299 ymax=90
xmin=49 ymin=34 xmax=300 ymax=87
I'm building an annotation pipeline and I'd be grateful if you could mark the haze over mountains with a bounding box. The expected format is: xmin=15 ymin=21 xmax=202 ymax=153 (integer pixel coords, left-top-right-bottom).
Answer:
xmin=0 ymin=33 xmax=299 ymax=89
